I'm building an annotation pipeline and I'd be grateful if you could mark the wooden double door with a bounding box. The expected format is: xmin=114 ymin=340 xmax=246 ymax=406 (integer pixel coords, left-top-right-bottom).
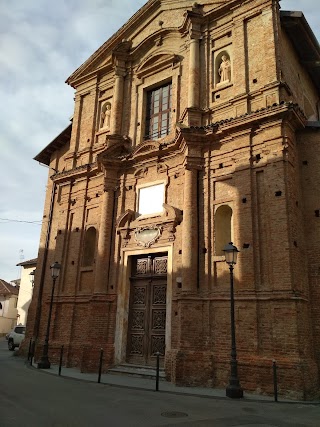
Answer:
xmin=126 ymin=253 xmax=167 ymax=366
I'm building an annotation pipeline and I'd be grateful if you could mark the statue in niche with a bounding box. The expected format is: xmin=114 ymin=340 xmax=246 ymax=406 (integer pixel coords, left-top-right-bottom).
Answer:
xmin=101 ymin=102 xmax=111 ymax=130
xmin=218 ymin=55 xmax=231 ymax=83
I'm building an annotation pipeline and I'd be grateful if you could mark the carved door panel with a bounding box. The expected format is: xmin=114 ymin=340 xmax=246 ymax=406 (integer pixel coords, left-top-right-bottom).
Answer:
xmin=127 ymin=254 xmax=167 ymax=366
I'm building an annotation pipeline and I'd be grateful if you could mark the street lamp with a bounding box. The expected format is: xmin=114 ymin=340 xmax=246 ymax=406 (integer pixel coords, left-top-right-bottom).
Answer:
xmin=29 ymin=270 xmax=35 ymax=287
xmin=37 ymin=261 xmax=61 ymax=369
xmin=223 ymin=242 xmax=243 ymax=398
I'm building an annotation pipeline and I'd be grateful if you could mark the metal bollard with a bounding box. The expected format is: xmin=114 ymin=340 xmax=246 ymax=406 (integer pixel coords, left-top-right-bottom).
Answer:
xmin=273 ymin=360 xmax=278 ymax=402
xmin=27 ymin=338 xmax=32 ymax=361
xmin=155 ymin=352 xmax=160 ymax=391
xmin=98 ymin=348 xmax=103 ymax=383
xmin=30 ymin=341 xmax=35 ymax=366
xmin=58 ymin=345 xmax=64 ymax=376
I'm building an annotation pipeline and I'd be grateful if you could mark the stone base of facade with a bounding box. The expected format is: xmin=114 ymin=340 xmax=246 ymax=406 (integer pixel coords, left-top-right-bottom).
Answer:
xmin=19 ymin=337 xmax=320 ymax=400
xmin=165 ymin=350 xmax=320 ymax=400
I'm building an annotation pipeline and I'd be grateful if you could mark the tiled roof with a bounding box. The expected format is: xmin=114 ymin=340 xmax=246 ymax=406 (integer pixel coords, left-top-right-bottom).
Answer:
xmin=189 ymin=102 xmax=304 ymax=131
xmin=16 ymin=258 xmax=37 ymax=267
xmin=34 ymin=123 xmax=72 ymax=166
xmin=0 ymin=279 xmax=19 ymax=295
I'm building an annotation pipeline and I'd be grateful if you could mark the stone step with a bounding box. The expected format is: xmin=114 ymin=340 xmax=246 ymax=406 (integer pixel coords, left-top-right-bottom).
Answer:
xmin=108 ymin=363 xmax=166 ymax=380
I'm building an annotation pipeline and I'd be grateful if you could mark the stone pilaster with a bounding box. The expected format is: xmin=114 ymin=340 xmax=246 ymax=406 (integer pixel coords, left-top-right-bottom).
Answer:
xmin=111 ymin=69 xmax=125 ymax=134
xmin=181 ymin=166 xmax=198 ymax=292
xmin=179 ymin=6 xmax=203 ymax=126
xmin=111 ymin=40 xmax=131 ymax=135
xmin=188 ymin=35 xmax=200 ymax=108
xmin=94 ymin=171 xmax=118 ymax=294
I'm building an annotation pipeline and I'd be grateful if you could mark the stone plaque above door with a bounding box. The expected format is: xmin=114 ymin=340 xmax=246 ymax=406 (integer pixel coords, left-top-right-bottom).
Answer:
xmin=134 ymin=226 xmax=162 ymax=248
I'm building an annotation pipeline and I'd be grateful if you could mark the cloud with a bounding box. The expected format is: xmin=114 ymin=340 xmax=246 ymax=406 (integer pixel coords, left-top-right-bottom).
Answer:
xmin=0 ymin=0 xmax=319 ymax=282
xmin=0 ymin=0 xmax=146 ymax=281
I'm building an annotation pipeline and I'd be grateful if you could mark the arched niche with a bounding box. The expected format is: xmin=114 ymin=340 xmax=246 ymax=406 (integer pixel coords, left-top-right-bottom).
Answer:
xmin=100 ymin=101 xmax=112 ymax=130
xmin=215 ymin=50 xmax=232 ymax=86
xmin=215 ymin=205 xmax=233 ymax=255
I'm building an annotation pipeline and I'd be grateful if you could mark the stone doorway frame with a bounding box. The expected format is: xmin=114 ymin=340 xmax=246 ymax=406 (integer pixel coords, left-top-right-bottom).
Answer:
xmin=114 ymin=244 xmax=173 ymax=365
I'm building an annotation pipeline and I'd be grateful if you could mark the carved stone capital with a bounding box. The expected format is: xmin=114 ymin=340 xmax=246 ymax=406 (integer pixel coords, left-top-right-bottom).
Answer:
xmin=114 ymin=65 xmax=126 ymax=78
xmin=103 ymin=182 xmax=119 ymax=193
xmin=180 ymin=8 xmax=204 ymax=39
xmin=184 ymin=156 xmax=203 ymax=171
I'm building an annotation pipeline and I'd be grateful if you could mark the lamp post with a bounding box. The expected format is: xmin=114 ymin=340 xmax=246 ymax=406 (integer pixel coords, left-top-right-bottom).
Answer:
xmin=223 ymin=242 xmax=243 ymax=398
xmin=37 ymin=262 xmax=61 ymax=369
xmin=29 ymin=270 xmax=35 ymax=287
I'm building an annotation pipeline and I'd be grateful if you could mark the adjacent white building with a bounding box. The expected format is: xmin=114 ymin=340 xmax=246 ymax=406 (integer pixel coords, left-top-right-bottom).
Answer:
xmin=16 ymin=258 xmax=37 ymax=326
xmin=0 ymin=279 xmax=19 ymax=336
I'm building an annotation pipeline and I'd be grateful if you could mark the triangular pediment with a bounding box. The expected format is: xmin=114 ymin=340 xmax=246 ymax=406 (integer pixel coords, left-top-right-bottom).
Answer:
xmin=66 ymin=0 xmax=160 ymax=87
xmin=66 ymin=0 xmax=226 ymax=87
xmin=136 ymin=51 xmax=181 ymax=78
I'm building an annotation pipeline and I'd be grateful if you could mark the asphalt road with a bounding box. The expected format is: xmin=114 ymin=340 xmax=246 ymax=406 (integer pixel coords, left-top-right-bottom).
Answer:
xmin=0 ymin=338 xmax=319 ymax=427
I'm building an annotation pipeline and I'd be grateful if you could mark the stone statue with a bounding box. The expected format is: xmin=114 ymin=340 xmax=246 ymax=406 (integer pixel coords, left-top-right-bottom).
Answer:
xmin=218 ymin=55 xmax=231 ymax=83
xmin=101 ymin=102 xmax=111 ymax=129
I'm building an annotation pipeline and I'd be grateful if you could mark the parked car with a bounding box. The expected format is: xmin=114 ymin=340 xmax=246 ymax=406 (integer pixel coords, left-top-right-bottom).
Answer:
xmin=7 ymin=325 xmax=26 ymax=351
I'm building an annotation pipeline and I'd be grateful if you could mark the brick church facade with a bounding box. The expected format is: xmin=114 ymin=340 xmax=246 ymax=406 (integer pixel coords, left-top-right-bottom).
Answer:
xmin=26 ymin=0 xmax=320 ymax=399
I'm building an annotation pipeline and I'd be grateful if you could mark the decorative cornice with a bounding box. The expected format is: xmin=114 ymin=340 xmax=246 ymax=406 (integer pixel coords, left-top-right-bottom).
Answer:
xmin=66 ymin=0 xmax=161 ymax=87
xmin=51 ymin=162 xmax=97 ymax=184
xmin=179 ymin=4 xmax=204 ymax=39
xmin=190 ymin=102 xmax=306 ymax=135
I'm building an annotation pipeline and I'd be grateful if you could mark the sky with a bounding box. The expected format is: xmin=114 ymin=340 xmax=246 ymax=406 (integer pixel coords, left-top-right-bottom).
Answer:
xmin=0 ymin=0 xmax=319 ymax=283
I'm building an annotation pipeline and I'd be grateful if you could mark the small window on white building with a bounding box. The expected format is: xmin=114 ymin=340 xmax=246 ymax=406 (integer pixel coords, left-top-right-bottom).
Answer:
xmin=137 ymin=183 xmax=165 ymax=216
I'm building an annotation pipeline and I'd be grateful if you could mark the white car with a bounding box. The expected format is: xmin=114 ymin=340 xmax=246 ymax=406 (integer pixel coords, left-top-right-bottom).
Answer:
xmin=7 ymin=325 xmax=26 ymax=351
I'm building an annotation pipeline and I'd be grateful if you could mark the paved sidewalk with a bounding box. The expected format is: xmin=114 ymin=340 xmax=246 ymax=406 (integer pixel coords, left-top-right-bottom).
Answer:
xmin=27 ymin=357 xmax=314 ymax=404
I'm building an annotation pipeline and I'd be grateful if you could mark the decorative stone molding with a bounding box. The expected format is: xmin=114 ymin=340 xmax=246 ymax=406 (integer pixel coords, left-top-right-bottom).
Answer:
xmin=113 ymin=39 xmax=132 ymax=70
xmin=163 ymin=203 xmax=183 ymax=225
xmin=131 ymin=140 xmax=162 ymax=159
xmin=134 ymin=225 xmax=162 ymax=248
xmin=116 ymin=203 xmax=183 ymax=249
xmin=179 ymin=6 xmax=204 ymax=40
xmin=157 ymin=162 xmax=169 ymax=174
xmin=134 ymin=167 xmax=148 ymax=178
xmin=97 ymin=135 xmax=132 ymax=166
xmin=136 ymin=52 xmax=182 ymax=79
xmin=51 ymin=163 xmax=98 ymax=184
xmin=116 ymin=209 xmax=135 ymax=228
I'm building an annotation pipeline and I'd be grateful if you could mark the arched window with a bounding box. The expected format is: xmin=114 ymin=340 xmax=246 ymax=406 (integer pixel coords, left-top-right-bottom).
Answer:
xmin=215 ymin=205 xmax=232 ymax=255
xmin=82 ymin=227 xmax=97 ymax=267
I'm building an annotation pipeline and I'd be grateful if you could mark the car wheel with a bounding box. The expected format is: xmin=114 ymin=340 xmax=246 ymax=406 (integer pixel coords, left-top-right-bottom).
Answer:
xmin=8 ymin=340 xmax=15 ymax=351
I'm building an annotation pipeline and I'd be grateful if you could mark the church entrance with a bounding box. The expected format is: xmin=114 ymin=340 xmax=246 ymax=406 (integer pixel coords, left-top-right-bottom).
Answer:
xmin=126 ymin=253 xmax=167 ymax=366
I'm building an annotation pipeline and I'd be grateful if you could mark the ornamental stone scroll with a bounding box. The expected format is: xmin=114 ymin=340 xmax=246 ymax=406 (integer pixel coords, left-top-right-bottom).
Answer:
xmin=134 ymin=225 xmax=162 ymax=248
